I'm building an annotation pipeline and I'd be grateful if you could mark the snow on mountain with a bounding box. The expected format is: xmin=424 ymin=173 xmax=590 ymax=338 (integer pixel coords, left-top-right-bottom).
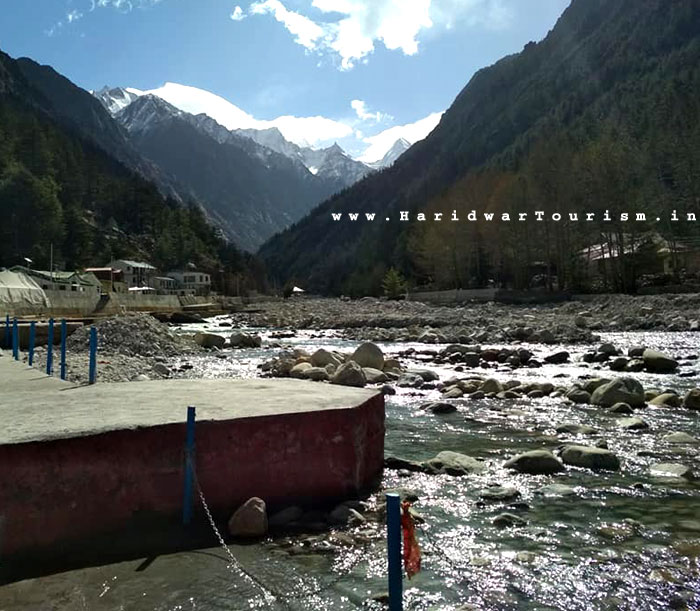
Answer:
xmin=114 ymin=93 xmax=182 ymax=133
xmin=235 ymin=126 xmax=303 ymax=161
xmin=94 ymin=83 xmax=374 ymax=189
xmin=301 ymin=143 xmax=372 ymax=186
xmin=368 ymin=137 xmax=411 ymax=169
xmin=93 ymin=86 xmax=143 ymax=115
xmin=142 ymin=82 xmax=257 ymax=132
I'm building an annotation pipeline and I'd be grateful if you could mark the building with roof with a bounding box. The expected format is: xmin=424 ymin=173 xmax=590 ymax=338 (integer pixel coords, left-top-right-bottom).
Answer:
xmin=10 ymin=267 xmax=102 ymax=294
xmin=107 ymin=260 xmax=157 ymax=290
xmin=153 ymin=276 xmax=178 ymax=295
xmin=167 ymin=270 xmax=212 ymax=296
xmin=84 ymin=267 xmax=126 ymax=294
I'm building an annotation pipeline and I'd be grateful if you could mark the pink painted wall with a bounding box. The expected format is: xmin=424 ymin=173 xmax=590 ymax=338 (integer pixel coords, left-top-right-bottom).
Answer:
xmin=0 ymin=395 xmax=384 ymax=559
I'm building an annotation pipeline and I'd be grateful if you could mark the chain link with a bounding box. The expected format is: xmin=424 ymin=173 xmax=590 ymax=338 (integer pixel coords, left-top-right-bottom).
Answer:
xmin=186 ymin=453 xmax=368 ymax=609
xmin=417 ymin=524 xmax=471 ymax=572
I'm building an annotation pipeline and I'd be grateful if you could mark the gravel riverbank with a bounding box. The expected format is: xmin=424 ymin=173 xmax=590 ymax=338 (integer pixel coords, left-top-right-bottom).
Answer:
xmin=230 ymin=294 xmax=700 ymax=345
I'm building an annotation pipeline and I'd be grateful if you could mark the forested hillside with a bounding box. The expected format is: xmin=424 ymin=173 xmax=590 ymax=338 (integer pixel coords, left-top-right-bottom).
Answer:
xmin=0 ymin=52 xmax=263 ymax=292
xmin=260 ymin=0 xmax=700 ymax=295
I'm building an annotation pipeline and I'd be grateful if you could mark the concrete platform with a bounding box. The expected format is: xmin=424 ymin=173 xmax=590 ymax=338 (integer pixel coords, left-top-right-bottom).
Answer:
xmin=0 ymin=357 xmax=385 ymax=576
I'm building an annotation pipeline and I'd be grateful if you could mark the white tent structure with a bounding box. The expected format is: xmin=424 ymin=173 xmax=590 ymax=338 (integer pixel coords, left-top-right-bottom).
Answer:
xmin=0 ymin=269 xmax=49 ymax=313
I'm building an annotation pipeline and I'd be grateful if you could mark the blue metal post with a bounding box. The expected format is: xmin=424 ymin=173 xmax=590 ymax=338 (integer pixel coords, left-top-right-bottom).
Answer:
xmin=386 ymin=493 xmax=403 ymax=611
xmin=60 ymin=319 xmax=67 ymax=380
xmin=3 ymin=315 xmax=8 ymax=349
xmin=46 ymin=318 xmax=54 ymax=375
xmin=12 ymin=318 xmax=19 ymax=360
xmin=88 ymin=327 xmax=97 ymax=384
xmin=28 ymin=321 xmax=36 ymax=366
xmin=183 ymin=406 xmax=197 ymax=526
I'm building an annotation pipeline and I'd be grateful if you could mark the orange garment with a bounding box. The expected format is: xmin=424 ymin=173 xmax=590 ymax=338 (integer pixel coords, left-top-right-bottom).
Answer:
xmin=401 ymin=501 xmax=421 ymax=579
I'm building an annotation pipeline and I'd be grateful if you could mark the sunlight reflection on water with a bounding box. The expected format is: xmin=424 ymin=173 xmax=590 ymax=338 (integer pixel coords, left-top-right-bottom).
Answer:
xmin=0 ymin=318 xmax=698 ymax=610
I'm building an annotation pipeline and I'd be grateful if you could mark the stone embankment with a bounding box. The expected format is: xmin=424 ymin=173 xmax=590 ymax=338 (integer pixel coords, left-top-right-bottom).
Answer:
xmin=229 ymin=294 xmax=700 ymax=343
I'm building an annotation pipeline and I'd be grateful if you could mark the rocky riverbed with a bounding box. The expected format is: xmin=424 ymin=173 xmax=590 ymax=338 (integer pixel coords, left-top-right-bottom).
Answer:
xmin=4 ymin=297 xmax=700 ymax=611
xmin=230 ymin=294 xmax=700 ymax=340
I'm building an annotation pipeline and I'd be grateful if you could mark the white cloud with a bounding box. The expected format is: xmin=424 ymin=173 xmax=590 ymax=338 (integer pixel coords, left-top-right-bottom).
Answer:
xmin=144 ymin=82 xmax=352 ymax=147
xmin=67 ymin=9 xmax=83 ymax=23
xmin=431 ymin=0 xmax=512 ymax=31
xmin=230 ymin=5 xmax=246 ymax=21
xmin=240 ymin=0 xmax=512 ymax=69
xmin=350 ymin=99 xmax=391 ymax=123
xmin=250 ymin=0 xmax=326 ymax=50
xmin=358 ymin=111 xmax=443 ymax=162
xmin=92 ymin=0 xmax=163 ymax=12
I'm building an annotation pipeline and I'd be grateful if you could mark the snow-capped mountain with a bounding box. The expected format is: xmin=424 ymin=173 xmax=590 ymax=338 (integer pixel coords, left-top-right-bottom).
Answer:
xmin=93 ymin=86 xmax=143 ymax=115
xmin=300 ymin=143 xmax=372 ymax=186
xmin=369 ymin=137 xmax=411 ymax=169
xmin=115 ymin=93 xmax=183 ymax=133
xmin=95 ymin=84 xmax=374 ymax=191
xmin=94 ymin=91 xmax=345 ymax=250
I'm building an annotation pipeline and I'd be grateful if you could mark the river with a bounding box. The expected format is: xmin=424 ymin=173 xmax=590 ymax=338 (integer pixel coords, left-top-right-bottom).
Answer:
xmin=1 ymin=319 xmax=698 ymax=610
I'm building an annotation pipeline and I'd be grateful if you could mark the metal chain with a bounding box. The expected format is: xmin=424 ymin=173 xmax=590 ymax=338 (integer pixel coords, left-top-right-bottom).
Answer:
xmin=417 ymin=524 xmax=472 ymax=572
xmin=186 ymin=453 xmax=367 ymax=608
xmin=187 ymin=454 xmax=283 ymax=608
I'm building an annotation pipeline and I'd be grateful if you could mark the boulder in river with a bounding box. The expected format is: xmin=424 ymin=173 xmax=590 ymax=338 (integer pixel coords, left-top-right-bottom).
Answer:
xmin=362 ymin=367 xmax=388 ymax=384
xmin=503 ymin=450 xmax=564 ymax=475
xmin=683 ymin=388 xmax=700 ymax=410
xmin=350 ymin=342 xmax=384 ymax=370
xmin=479 ymin=485 xmax=520 ymax=501
xmin=590 ymin=377 xmax=645 ymax=407
xmin=662 ymin=432 xmax=698 ymax=444
xmin=289 ymin=362 xmax=313 ymax=379
xmin=566 ymin=388 xmax=592 ymax=404
xmin=424 ymin=451 xmax=487 ymax=476
xmin=228 ymin=497 xmax=268 ymax=538
xmin=194 ymin=332 xmax=226 ymax=349
xmin=310 ymin=348 xmax=342 ymax=368
xmin=407 ymin=368 xmax=440 ymax=382
xmin=303 ymin=366 xmax=330 ymax=382
xmin=642 ymin=349 xmax=678 ymax=374
xmin=617 ymin=417 xmax=649 ymax=430
xmin=536 ymin=483 xmax=576 ymax=497
xmin=560 ymin=445 xmax=620 ymax=471
xmin=545 ymin=351 xmax=570 ymax=364
xmin=493 ymin=512 xmax=527 ymax=528
xmin=230 ymin=332 xmax=262 ymax=348
xmin=384 ymin=456 xmax=426 ymax=472
xmin=649 ymin=463 xmax=694 ymax=480
xmin=649 ymin=393 xmax=681 ymax=408
xmin=480 ymin=378 xmax=503 ymax=394
xmin=608 ymin=402 xmax=633 ymax=414
xmin=556 ymin=423 xmax=598 ymax=435
xmin=421 ymin=401 xmax=458 ymax=415
xmin=397 ymin=373 xmax=424 ymax=388
xmin=331 ymin=361 xmax=366 ymax=387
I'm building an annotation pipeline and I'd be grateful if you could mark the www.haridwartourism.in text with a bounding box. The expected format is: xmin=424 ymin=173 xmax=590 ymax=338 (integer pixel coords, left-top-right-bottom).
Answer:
xmin=331 ymin=210 xmax=698 ymax=222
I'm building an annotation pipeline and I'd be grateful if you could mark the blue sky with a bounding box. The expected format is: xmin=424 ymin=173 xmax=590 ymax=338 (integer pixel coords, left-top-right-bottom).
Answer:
xmin=0 ymin=0 xmax=571 ymax=159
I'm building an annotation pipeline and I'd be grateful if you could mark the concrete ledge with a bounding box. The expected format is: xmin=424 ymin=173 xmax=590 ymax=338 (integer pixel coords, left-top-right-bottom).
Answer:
xmin=0 ymin=361 xmax=385 ymax=572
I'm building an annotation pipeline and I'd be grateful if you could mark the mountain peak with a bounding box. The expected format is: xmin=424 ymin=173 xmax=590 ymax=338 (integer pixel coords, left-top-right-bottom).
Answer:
xmin=115 ymin=93 xmax=182 ymax=133
xmin=94 ymin=85 xmax=143 ymax=115
xmin=327 ymin=142 xmax=345 ymax=155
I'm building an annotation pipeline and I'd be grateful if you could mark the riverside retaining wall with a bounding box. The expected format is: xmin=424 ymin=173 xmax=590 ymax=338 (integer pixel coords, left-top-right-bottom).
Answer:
xmin=0 ymin=364 xmax=384 ymax=578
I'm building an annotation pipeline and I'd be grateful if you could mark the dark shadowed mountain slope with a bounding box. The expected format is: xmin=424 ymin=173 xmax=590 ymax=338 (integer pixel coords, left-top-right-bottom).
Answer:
xmin=115 ymin=94 xmax=341 ymax=251
xmin=0 ymin=51 xmax=260 ymax=288
xmin=259 ymin=0 xmax=700 ymax=295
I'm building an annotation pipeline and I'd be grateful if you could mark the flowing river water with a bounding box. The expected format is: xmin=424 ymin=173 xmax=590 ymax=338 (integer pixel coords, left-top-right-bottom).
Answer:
xmin=1 ymin=319 xmax=699 ymax=610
